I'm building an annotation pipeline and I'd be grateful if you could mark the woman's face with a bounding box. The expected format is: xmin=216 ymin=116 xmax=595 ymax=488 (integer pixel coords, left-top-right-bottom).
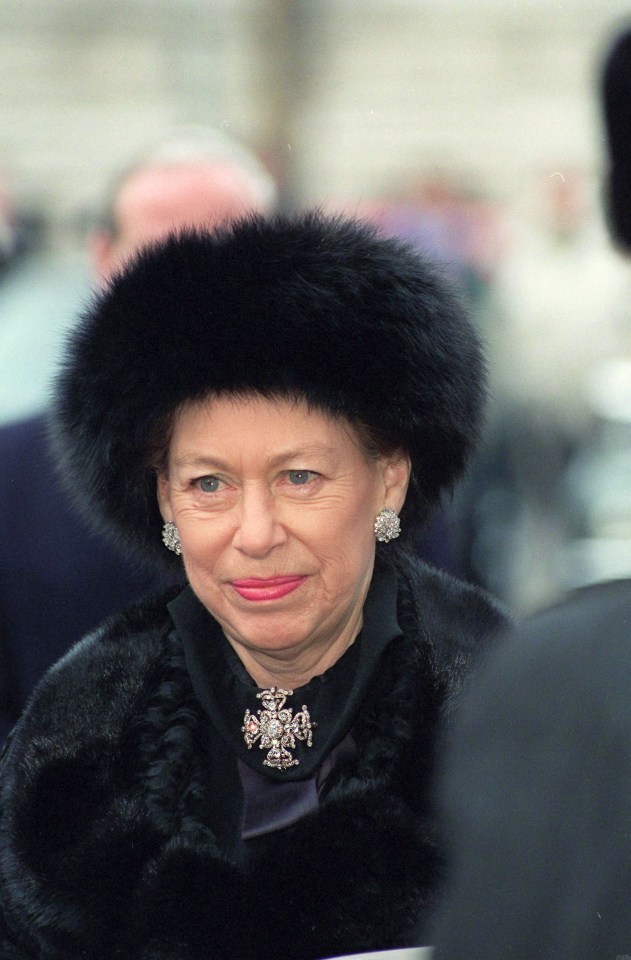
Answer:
xmin=157 ymin=394 xmax=409 ymax=677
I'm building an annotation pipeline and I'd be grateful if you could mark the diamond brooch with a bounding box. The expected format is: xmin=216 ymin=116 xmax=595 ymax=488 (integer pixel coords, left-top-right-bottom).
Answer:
xmin=242 ymin=687 xmax=314 ymax=771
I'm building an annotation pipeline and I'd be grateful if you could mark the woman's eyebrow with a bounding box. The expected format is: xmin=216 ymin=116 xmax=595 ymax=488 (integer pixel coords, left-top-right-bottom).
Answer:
xmin=266 ymin=444 xmax=338 ymax=467
xmin=172 ymin=454 xmax=231 ymax=470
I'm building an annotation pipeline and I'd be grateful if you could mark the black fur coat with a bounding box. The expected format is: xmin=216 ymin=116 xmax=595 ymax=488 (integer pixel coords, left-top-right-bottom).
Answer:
xmin=0 ymin=557 xmax=507 ymax=960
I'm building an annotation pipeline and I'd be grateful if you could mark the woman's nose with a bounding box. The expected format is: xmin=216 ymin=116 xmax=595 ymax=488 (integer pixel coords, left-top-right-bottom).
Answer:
xmin=231 ymin=488 xmax=287 ymax=557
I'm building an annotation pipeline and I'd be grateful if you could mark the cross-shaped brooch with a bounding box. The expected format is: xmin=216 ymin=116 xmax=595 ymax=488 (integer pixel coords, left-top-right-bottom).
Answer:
xmin=242 ymin=686 xmax=314 ymax=771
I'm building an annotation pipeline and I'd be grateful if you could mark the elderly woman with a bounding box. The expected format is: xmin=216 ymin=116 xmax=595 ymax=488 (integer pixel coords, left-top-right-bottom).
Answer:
xmin=0 ymin=212 xmax=507 ymax=960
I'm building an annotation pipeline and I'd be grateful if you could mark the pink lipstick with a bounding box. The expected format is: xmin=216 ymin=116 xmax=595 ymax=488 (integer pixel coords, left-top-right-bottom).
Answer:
xmin=230 ymin=575 xmax=306 ymax=602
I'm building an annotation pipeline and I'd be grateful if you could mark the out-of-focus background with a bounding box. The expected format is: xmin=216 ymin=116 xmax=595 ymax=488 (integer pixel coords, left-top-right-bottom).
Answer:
xmin=2 ymin=0 xmax=631 ymax=614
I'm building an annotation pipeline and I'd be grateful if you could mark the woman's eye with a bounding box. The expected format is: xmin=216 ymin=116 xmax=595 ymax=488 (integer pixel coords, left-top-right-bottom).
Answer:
xmin=197 ymin=476 xmax=222 ymax=493
xmin=287 ymin=470 xmax=317 ymax=486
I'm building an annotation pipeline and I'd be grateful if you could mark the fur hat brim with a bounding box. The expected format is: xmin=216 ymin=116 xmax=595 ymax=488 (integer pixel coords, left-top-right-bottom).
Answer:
xmin=51 ymin=211 xmax=485 ymax=565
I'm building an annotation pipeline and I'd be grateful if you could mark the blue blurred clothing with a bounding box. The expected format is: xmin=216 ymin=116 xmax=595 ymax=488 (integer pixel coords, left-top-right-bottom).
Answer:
xmin=0 ymin=413 xmax=176 ymax=743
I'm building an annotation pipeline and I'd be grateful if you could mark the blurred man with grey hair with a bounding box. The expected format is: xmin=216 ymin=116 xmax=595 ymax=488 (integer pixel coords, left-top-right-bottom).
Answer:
xmin=0 ymin=127 xmax=277 ymax=743
xmin=90 ymin=126 xmax=277 ymax=281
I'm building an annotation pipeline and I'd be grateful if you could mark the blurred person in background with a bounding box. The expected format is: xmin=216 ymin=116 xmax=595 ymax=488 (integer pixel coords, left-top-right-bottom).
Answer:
xmin=428 ymin=24 xmax=631 ymax=959
xmin=0 ymin=127 xmax=277 ymax=744
xmin=431 ymin=578 xmax=631 ymax=960
xmin=455 ymin=164 xmax=631 ymax=613
xmin=0 ymin=129 xmax=277 ymax=425
xmin=559 ymin=24 xmax=631 ymax=592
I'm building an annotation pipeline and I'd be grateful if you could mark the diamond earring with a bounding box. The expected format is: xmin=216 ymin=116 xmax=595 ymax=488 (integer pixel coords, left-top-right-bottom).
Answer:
xmin=162 ymin=520 xmax=182 ymax=555
xmin=374 ymin=507 xmax=401 ymax=543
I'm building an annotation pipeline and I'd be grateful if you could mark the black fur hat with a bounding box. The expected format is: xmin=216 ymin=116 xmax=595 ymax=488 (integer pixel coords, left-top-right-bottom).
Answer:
xmin=602 ymin=26 xmax=631 ymax=251
xmin=51 ymin=211 xmax=485 ymax=564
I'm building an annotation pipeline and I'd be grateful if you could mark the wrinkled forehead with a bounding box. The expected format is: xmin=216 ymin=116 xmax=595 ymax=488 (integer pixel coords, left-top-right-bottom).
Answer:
xmin=164 ymin=391 xmax=380 ymax=471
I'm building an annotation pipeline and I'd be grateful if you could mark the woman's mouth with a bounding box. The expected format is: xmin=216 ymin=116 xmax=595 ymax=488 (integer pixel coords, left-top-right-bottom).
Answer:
xmin=229 ymin=575 xmax=307 ymax=602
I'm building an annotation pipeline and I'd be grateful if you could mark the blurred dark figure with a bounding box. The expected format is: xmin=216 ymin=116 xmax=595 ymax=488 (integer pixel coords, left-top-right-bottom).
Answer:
xmin=431 ymin=579 xmax=631 ymax=959
xmin=603 ymin=27 xmax=631 ymax=255
xmin=0 ymin=127 xmax=277 ymax=744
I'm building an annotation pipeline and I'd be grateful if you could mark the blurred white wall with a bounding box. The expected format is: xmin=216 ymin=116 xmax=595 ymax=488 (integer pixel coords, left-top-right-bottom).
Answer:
xmin=0 ymin=0 xmax=630 ymax=237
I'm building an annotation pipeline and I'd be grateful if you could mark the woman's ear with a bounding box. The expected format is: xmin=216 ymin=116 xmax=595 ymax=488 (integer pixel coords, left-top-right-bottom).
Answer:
xmin=156 ymin=473 xmax=173 ymax=522
xmin=381 ymin=452 xmax=411 ymax=514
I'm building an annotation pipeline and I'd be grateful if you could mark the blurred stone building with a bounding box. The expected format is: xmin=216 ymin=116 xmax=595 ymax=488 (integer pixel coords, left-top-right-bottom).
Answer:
xmin=1 ymin=0 xmax=631 ymax=239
